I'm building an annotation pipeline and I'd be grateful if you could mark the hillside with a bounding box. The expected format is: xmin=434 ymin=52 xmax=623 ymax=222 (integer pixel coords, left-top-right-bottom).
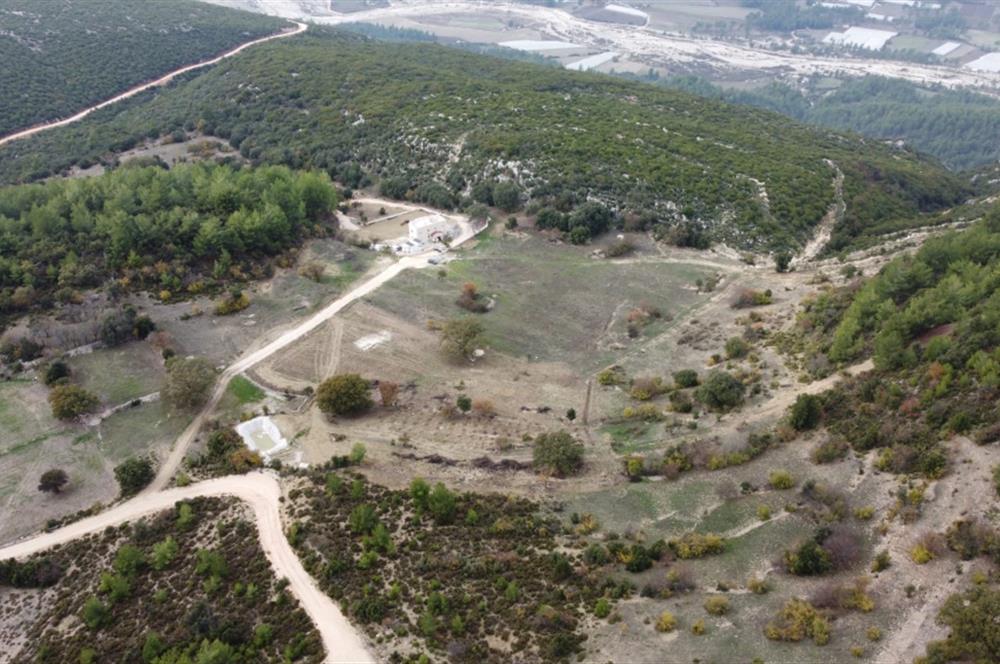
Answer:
xmin=664 ymin=75 xmax=1000 ymax=173
xmin=0 ymin=0 xmax=287 ymax=137
xmin=0 ymin=29 xmax=968 ymax=252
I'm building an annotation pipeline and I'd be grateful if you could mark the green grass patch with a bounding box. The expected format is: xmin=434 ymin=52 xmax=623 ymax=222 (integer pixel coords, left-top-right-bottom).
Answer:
xmin=227 ymin=375 xmax=265 ymax=404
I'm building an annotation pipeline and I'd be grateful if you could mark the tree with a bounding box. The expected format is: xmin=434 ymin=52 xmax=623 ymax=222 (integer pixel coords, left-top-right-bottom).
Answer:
xmin=163 ymin=356 xmax=216 ymax=410
xmin=926 ymin=586 xmax=1000 ymax=663
xmin=533 ymin=430 xmax=585 ymax=477
xmin=492 ymin=181 xmax=521 ymax=212
xmin=440 ymin=318 xmax=484 ymax=361
xmin=774 ymin=251 xmax=792 ymax=273
xmin=566 ymin=408 xmax=576 ymax=421
xmin=456 ymin=395 xmax=472 ymax=413
xmin=48 ymin=384 xmax=99 ymax=420
xmin=428 ymin=483 xmax=457 ymax=524
xmin=114 ymin=457 xmax=155 ymax=497
xmin=81 ymin=596 xmax=110 ymax=630
xmin=316 ymin=373 xmax=373 ymax=417
xmin=696 ymin=371 xmax=745 ymax=411
xmin=43 ymin=360 xmax=70 ymax=386
xmin=38 ymin=469 xmax=69 ymax=494
xmin=789 ymin=393 xmax=822 ymax=430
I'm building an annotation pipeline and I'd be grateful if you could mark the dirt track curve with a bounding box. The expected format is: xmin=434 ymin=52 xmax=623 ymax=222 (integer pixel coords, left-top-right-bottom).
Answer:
xmin=0 ymin=21 xmax=308 ymax=147
xmin=0 ymin=472 xmax=373 ymax=664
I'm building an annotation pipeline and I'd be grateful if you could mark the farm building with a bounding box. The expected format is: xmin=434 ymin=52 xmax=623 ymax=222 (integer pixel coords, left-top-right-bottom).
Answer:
xmin=409 ymin=214 xmax=456 ymax=244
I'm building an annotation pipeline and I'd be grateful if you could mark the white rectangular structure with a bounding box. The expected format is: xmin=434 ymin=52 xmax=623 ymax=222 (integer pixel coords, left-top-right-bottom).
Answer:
xmin=967 ymin=53 xmax=1000 ymax=72
xmin=409 ymin=214 xmax=456 ymax=244
xmin=499 ymin=40 xmax=581 ymax=51
xmin=932 ymin=41 xmax=961 ymax=57
xmin=566 ymin=52 xmax=619 ymax=71
xmin=235 ymin=416 xmax=289 ymax=460
xmin=824 ymin=27 xmax=898 ymax=50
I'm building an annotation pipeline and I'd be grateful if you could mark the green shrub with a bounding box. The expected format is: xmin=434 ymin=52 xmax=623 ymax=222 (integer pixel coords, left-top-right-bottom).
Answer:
xmin=789 ymin=394 xmax=822 ymax=431
xmin=769 ymin=470 xmax=795 ymax=490
xmin=532 ymin=431 xmax=584 ymax=477
xmin=316 ymin=374 xmax=373 ymax=417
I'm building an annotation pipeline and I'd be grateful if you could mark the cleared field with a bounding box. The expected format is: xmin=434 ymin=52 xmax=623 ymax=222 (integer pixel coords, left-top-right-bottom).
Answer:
xmin=368 ymin=233 xmax=717 ymax=371
xmin=68 ymin=343 xmax=164 ymax=404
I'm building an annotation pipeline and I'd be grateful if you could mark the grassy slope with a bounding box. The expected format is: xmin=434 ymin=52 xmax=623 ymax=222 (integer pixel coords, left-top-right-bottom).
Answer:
xmin=0 ymin=0 xmax=287 ymax=136
xmin=0 ymin=29 xmax=967 ymax=251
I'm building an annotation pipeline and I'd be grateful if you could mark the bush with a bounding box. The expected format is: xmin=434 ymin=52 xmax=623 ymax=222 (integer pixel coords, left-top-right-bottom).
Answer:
xmin=811 ymin=438 xmax=849 ymax=464
xmin=440 ymin=318 xmax=485 ymax=361
xmin=532 ymin=431 xmax=584 ymax=477
xmin=789 ymin=394 xmax=822 ymax=431
xmin=691 ymin=619 xmax=706 ymax=635
xmin=774 ymin=252 xmax=792 ymax=273
xmin=113 ymin=457 xmax=155 ymax=497
xmin=37 ymin=469 xmax=69 ymax=494
xmin=871 ymin=550 xmax=891 ymax=573
xmin=593 ymin=598 xmax=611 ymax=619
xmin=43 ymin=360 xmax=70 ymax=386
xmin=654 ymin=611 xmax=676 ymax=632
xmin=670 ymin=532 xmax=726 ymax=559
xmin=785 ymin=539 xmax=833 ymax=576
xmin=316 ymin=374 xmax=373 ymax=417
xmin=765 ymin=599 xmax=829 ymax=645
xmin=910 ymin=544 xmax=934 ymax=564
xmin=48 ymin=384 xmax=99 ymax=420
xmin=696 ymin=371 xmax=745 ymax=411
xmin=768 ymin=470 xmax=795 ymax=490
xmin=672 ymin=369 xmax=699 ymax=388
xmin=81 ymin=597 xmax=110 ymax=629
xmin=704 ymin=595 xmax=730 ymax=615
xmin=725 ymin=337 xmax=750 ymax=359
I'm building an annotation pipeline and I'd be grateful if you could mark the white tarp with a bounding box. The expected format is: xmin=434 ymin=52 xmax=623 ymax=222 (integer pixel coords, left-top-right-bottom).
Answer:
xmin=499 ymin=40 xmax=581 ymax=51
xmin=606 ymin=4 xmax=649 ymax=20
xmin=236 ymin=415 xmax=289 ymax=460
xmin=966 ymin=53 xmax=1000 ymax=72
xmin=566 ymin=52 xmax=619 ymax=71
xmin=932 ymin=41 xmax=961 ymax=57
xmin=824 ymin=27 xmax=897 ymax=50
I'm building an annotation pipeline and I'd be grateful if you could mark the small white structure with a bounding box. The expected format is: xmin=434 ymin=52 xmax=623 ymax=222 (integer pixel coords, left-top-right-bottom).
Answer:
xmin=932 ymin=41 xmax=962 ymax=57
xmin=236 ymin=415 xmax=289 ymax=461
xmin=566 ymin=52 xmax=619 ymax=71
xmin=409 ymin=214 xmax=456 ymax=244
xmin=499 ymin=40 xmax=581 ymax=51
xmin=823 ymin=27 xmax=898 ymax=51
xmin=966 ymin=53 xmax=1000 ymax=72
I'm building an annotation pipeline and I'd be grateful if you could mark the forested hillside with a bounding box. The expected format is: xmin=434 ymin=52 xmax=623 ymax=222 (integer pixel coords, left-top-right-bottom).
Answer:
xmin=664 ymin=75 xmax=1000 ymax=172
xmin=0 ymin=162 xmax=337 ymax=324
xmin=0 ymin=29 xmax=967 ymax=252
xmin=786 ymin=211 xmax=1000 ymax=476
xmin=0 ymin=0 xmax=286 ymax=136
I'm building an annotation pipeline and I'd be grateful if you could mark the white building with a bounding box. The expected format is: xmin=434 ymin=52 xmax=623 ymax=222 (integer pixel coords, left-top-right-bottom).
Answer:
xmin=824 ymin=26 xmax=898 ymax=50
xmin=409 ymin=214 xmax=456 ymax=244
xmin=235 ymin=415 xmax=289 ymax=461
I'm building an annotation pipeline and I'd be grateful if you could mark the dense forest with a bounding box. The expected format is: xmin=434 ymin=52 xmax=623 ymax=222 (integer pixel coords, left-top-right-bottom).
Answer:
xmin=0 ymin=0 xmax=286 ymax=136
xmin=0 ymin=162 xmax=337 ymax=324
xmin=663 ymin=75 xmax=1000 ymax=172
xmin=0 ymin=29 xmax=967 ymax=252
xmin=786 ymin=210 xmax=1000 ymax=476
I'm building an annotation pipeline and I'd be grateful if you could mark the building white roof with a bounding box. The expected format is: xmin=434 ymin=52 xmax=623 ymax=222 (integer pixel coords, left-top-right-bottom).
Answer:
xmin=566 ymin=52 xmax=619 ymax=71
xmin=932 ymin=41 xmax=961 ymax=57
xmin=824 ymin=26 xmax=898 ymax=50
xmin=966 ymin=53 xmax=1000 ymax=72
xmin=605 ymin=4 xmax=649 ymax=20
xmin=499 ymin=40 xmax=581 ymax=52
xmin=409 ymin=214 xmax=448 ymax=231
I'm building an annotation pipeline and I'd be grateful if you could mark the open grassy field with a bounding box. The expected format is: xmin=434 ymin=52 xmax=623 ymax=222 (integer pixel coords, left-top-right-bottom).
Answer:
xmin=0 ymin=367 xmax=189 ymax=545
xmin=368 ymin=232 xmax=719 ymax=371
xmin=68 ymin=343 xmax=164 ymax=405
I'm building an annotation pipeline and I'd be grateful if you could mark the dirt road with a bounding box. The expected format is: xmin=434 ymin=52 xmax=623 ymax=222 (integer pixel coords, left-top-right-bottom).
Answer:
xmin=0 ymin=472 xmax=373 ymax=664
xmin=0 ymin=22 xmax=308 ymax=147
xmin=149 ymin=213 xmax=481 ymax=492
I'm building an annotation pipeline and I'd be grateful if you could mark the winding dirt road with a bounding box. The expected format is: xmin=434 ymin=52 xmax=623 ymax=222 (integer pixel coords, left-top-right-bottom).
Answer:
xmin=0 ymin=473 xmax=373 ymax=664
xmin=1 ymin=207 xmax=482 ymax=661
xmin=0 ymin=21 xmax=308 ymax=148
